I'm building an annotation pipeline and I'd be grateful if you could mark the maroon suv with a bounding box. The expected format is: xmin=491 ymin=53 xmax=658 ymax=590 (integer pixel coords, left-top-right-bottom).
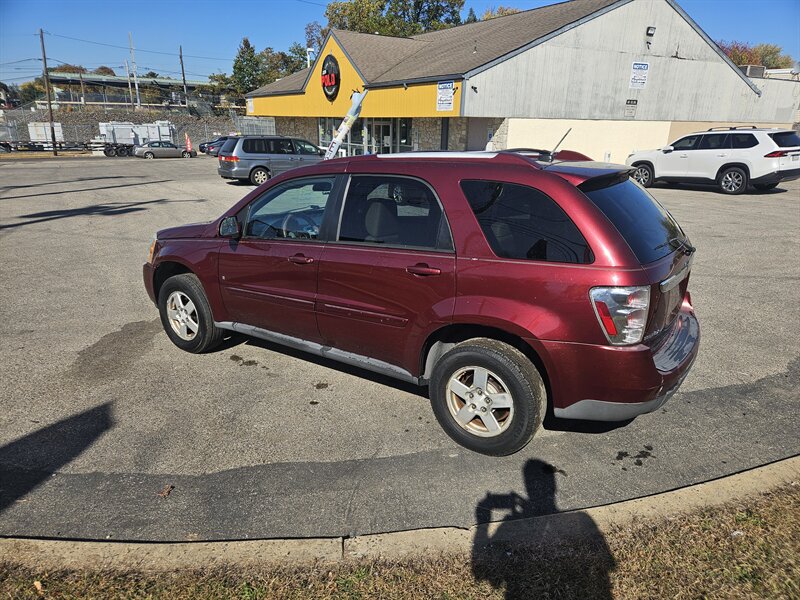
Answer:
xmin=143 ymin=152 xmax=699 ymax=455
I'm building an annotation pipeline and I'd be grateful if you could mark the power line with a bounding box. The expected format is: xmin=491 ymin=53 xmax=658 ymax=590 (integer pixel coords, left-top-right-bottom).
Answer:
xmin=45 ymin=31 xmax=234 ymax=62
xmin=0 ymin=58 xmax=40 ymax=66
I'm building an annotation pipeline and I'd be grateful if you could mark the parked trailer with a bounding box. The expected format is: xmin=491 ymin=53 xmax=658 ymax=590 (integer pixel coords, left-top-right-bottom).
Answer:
xmin=2 ymin=120 xmax=176 ymax=157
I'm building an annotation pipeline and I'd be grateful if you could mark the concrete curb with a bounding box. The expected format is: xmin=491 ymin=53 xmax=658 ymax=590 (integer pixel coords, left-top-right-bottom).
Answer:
xmin=2 ymin=456 xmax=797 ymax=571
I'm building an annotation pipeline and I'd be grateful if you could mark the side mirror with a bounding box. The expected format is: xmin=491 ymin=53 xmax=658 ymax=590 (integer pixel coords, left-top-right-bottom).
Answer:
xmin=219 ymin=216 xmax=241 ymax=239
xmin=318 ymin=148 xmax=325 ymax=156
xmin=662 ymin=146 xmax=674 ymax=154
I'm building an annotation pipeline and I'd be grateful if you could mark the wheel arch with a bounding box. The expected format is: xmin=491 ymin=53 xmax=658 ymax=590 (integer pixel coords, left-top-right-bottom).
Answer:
xmin=419 ymin=323 xmax=552 ymax=403
xmin=250 ymin=164 xmax=271 ymax=178
xmin=716 ymin=162 xmax=751 ymax=180
xmin=153 ymin=260 xmax=194 ymax=301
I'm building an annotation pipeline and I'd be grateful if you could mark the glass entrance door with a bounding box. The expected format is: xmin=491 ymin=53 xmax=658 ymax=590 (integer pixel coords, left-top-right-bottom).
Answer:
xmin=370 ymin=120 xmax=393 ymax=154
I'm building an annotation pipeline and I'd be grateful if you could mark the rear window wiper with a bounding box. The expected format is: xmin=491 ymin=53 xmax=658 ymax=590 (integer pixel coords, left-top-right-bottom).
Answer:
xmin=655 ymin=237 xmax=696 ymax=255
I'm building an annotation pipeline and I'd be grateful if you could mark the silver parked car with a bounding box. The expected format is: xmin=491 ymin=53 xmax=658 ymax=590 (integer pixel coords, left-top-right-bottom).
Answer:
xmin=217 ymin=136 xmax=324 ymax=185
xmin=134 ymin=141 xmax=197 ymax=159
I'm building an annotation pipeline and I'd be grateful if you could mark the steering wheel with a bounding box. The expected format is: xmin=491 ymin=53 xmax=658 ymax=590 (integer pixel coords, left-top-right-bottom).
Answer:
xmin=280 ymin=212 xmax=319 ymax=239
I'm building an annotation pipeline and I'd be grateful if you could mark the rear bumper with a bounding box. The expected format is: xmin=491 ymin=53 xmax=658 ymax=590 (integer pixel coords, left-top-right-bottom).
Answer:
xmin=217 ymin=165 xmax=247 ymax=179
xmin=751 ymin=167 xmax=800 ymax=185
xmin=544 ymin=300 xmax=700 ymax=422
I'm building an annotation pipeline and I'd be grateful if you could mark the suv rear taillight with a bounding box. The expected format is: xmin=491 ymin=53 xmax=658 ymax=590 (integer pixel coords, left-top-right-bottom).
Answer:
xmin=764 ymin=150 xmax=789 ymax=158
xmin=590 ymin=286 xmax=650 ymax=345
xmin=220 ymin=155 xmax=239 ymax=162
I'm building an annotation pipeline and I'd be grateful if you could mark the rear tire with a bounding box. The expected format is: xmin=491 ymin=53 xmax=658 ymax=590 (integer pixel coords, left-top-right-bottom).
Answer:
xmin=753 ymin=182 xmax=778 ymax=191
xmin=116 ymin=146 xmax=128 ymax=157
xmin=103 ymin=147 xmax=117 ymax=157
xmin=250 ymin=167 xmax=269 ymax=186
xmin=718 ymin=167 xmax=748 ymax=194
xmin=182 ymin=151 xmax=191 ymax=158
xmin=632 ymin=163 xmax=654 ymax=188
xmin=157 ymin=273 xmax=223 ymax=353
xmin=429 ymin=338 xmax=546 ymax=456
xmin=144 ymin=152 xmax=155 ymax=159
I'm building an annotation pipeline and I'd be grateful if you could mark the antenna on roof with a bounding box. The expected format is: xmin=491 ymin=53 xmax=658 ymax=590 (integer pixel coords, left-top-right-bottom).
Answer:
xmin=549 ymin=128 xmax=572 ymax=159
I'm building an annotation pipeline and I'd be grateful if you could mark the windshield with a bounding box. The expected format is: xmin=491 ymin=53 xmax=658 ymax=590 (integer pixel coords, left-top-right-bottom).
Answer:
xmin=584 ymin=179 xmax=686 ymax=264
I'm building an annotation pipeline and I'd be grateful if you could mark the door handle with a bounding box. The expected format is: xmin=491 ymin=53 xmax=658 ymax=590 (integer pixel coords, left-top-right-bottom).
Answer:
xmin=288 ymin=254 xmax=314 ymax=265
xmin=406 ymin=264 xmax=441 ymax=276
xmin=716 ymin=154 xmax=727 ymax=157
xmin=679 ymin=154 xmax=688 ymax=158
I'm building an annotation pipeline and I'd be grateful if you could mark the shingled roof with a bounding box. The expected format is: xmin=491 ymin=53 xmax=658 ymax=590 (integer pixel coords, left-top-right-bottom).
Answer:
xmin=248 ymin=0 xmax=622 ymax=96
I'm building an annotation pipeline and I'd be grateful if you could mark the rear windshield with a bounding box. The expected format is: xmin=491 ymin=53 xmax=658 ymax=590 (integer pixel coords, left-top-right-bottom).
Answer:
xmin=220 ymin=138 xmax=238 ymax=153
xmin=584 ymin=180 xmax=685 ymax=264
xmin=769 ymin=131 xmax=800 ymax=148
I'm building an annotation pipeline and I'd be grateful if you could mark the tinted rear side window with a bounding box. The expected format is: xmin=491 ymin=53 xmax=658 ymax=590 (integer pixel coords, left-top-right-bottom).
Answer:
xmin=269 ymin=139 xmax=294 ymax=154
xmin=699 ymin=134 xmax=728 ymax=149
xmin=729 ymin=134 xmax=758 ymax=149
xmin=242 ymin=138 xmax=269 ymax=153
xmin=584 ymin=180 xmax=685 ymax=264
xmin=461 ymin=180 xmax=593 ymax=264
xmin=220 ymin=138 xmax=238 ymax=153
xmin=770 ymin=131 xmax=800 ymax=147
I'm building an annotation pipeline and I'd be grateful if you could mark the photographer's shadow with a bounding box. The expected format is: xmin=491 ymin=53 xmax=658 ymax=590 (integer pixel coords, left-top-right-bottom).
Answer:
xmin=472 ymin=459 xmax=615 ymax=600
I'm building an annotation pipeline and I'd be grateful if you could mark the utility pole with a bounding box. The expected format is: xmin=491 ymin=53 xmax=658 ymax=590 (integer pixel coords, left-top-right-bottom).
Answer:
xmin=179 ymin=45 xmax=188 ymax=107
xmin=129 ymin=32 xmax=141 ymax=107
xmin=38 ymin=28 xmax=58 ymax=156
xmin=78 ymin=72 xmax=86 ymax=108
xmin=124 ymin=60 xmax=134 ymax=108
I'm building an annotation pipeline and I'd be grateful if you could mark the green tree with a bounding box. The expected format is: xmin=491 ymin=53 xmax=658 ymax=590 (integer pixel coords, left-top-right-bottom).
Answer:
xmin=465 ymin=7 xmax=478 ymax=23
xmin=209 ymin=72 xmax=235 ymax=94
xmin=19 ymin=79 xmax=45 ymax=103
xmin=49 ymin=63 xmax=87 ymax=73
xmin=321 ymin=0 xmax=464 ymax=38
xmin=286 ymin=42 xmax=309 ymax=72
xmin=716 ymin=40 xmax=794 ymax=68
xmin=753 ymin=43 xmax=794 ymax=68
xmin=232 ymin=37 xmax=260 ymax=94
xmin=305 ymin=20 xmax=326 ymax=51
xmin=142 ymin=71 xmax=160 ymax=78
xmin=481 ymin=5 xmax=520 ymax=20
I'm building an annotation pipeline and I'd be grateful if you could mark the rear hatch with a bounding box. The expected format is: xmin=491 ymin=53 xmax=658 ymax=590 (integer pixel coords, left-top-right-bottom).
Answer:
xmin=217 ymin=137 xmax=239 ymax=173
xmin=768 ymin=131 xmax=800 ymax=171
xmin=579 ymin=172 xmax=693 ymax=343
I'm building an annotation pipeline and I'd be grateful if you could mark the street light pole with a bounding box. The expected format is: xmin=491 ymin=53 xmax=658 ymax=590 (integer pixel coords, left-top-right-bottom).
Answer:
xmin=39 ymin=28 xmax=58 ymax=156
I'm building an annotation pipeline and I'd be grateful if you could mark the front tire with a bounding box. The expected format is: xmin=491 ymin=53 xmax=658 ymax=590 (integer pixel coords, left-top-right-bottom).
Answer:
xmin=250 ymin=167 xmax=269 ymax=186
xmin=718 ymin=167 xmax=748 ymax=194
xmin=632 ymin=163 xmax=654 ymax=188
xmin=182 ymin=151 xmax=191 ymax=158
xmin=157 ymin=273 xmax=223 ymax=353
xmin=144 ymin=152 xmax=155 ymax=159
xmin=429 ymin=338 xmax=546 ymax=456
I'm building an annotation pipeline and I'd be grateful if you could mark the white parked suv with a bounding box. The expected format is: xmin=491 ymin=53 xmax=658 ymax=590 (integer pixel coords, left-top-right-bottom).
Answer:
xmin=626 ymin=127 xmax=800 ymax=194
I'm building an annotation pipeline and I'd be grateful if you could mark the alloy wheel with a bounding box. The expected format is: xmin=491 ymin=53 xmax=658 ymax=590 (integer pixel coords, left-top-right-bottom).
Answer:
xmin=633 ymin=166 xmax=650 ymax=186
xmin=446 ymin=366 xmax=515 ymax=437
xmin=721 ymin=171 xmax=743 ymax=192
xmin=166 ymin=291 xmax=199 ymax=341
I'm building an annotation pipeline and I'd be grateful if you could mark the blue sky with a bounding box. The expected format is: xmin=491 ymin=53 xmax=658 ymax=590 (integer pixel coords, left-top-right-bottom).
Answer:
xmin=1 ymin=0 xmax=798 ymax=85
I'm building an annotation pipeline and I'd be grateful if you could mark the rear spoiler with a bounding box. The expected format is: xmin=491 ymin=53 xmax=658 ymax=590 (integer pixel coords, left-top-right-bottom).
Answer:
xmin=577 ymin=169 xmax=634 ymax=192
xmin=539 ymin=161 xmax=635 ymax=190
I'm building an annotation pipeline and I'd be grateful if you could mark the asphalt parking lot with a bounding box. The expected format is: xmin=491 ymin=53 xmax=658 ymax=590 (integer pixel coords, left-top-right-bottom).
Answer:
xmin=0 ymin=156 xmax=798 ymax=541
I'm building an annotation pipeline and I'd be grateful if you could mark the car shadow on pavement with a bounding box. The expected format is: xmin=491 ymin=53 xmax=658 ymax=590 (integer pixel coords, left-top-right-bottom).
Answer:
xmin=0 ymin=402 xmax=113 ymax=513
xmin=472 ymin=459 xmax=615 ymax=600
xmin=230 ymin=336 xmax=427 ymax=397
xmin=651 ymin=182 xmax=788 ymax=195
xmin=0 ymin=179 xmax=174 ymax=201
xmin=0 ymin=175 xmax=147 ymax=194
xmin=0 ymin=198 xmax=207 ymax=231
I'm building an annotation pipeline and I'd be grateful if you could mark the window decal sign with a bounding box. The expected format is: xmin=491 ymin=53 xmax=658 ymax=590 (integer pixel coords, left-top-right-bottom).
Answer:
xmin=630 ymin=62 xmax=649 ymax=89
xmin=321 ymin=55 xmax=340 ymax=101
xmin=436 ymin=81 xmax=455 ymax=112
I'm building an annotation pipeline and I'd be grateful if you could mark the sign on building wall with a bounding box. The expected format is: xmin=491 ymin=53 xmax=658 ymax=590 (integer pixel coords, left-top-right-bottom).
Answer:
xmin=246 ymin=98 xmax=254 ymax=114
xmin=629 ymin=62 xmax=649 ymax=89
xmin=624 ymin=99 xmax=638 ymax=118
xmin=436 ymin=81 xmax=455 ymax=112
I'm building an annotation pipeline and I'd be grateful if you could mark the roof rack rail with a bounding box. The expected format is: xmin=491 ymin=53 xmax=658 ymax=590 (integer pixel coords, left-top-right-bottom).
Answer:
xmin=706 ymin=125 xmax=758 ymax=131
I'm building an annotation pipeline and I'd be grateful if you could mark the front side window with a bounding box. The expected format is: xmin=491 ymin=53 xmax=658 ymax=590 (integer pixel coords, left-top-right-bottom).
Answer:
xmin=461 ymin=180 xmax=593 ymax=264
xmin=294 ymin=139 xmax=320 ymax=155
xmin=244 ymin=176 xmax=334 ymax=240
xmin=671 ymin=135 xmax=700 ymax=151
xmin=338 ymin=175 xmax=452 ymax=250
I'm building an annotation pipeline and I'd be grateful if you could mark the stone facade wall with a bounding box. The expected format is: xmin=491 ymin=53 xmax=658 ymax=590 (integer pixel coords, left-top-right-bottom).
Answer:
xmin=275 ymin=117 xmax=319 ymax=142
xmin=447 ymin=118 xmax=469 ymax=151
xmin=414 ymin=118 xmax=441 ymax=151
xmin=489 ymin=118 xmax=510 ymax=150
